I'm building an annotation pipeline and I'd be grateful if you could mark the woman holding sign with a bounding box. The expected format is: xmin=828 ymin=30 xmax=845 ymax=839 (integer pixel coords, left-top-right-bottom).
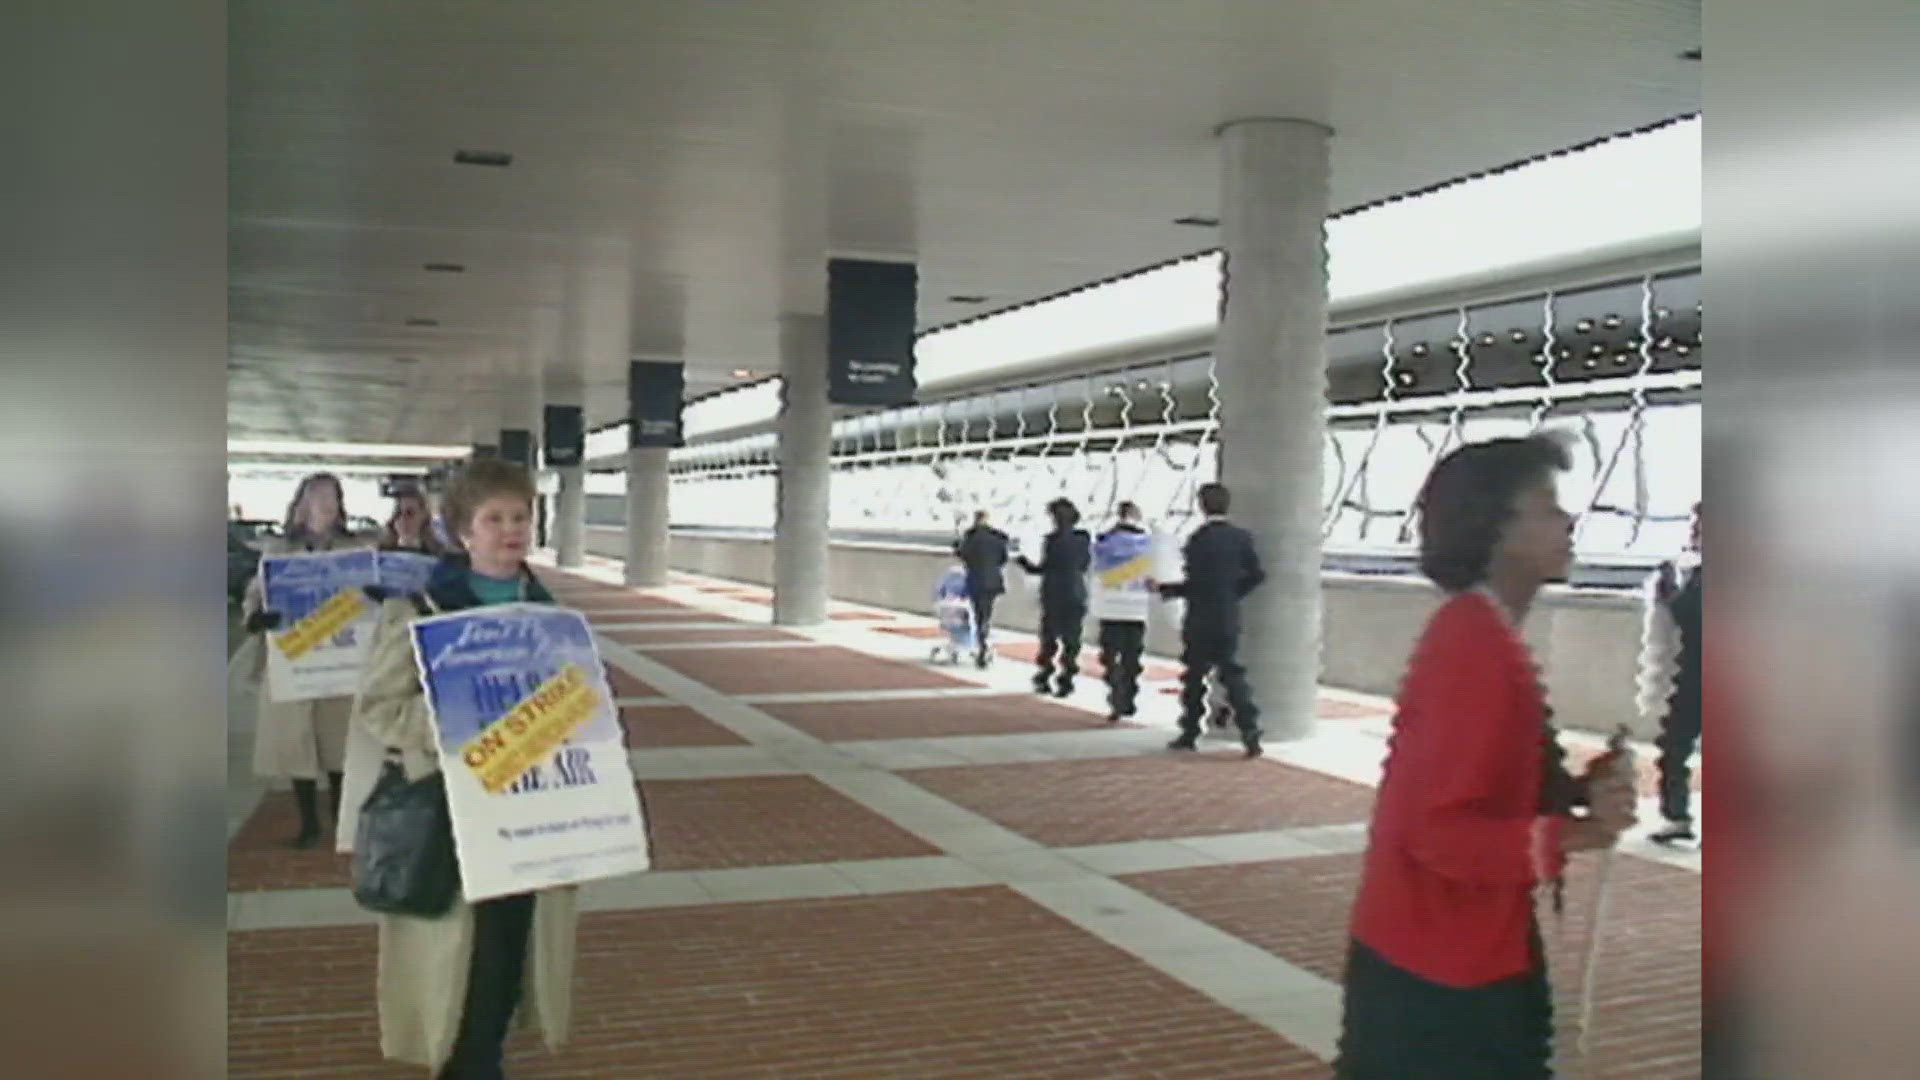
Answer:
xmin=353 ymin=458 xmax=581 ymax=1079
xmin=381 ymin=486 xmax=446 ymax=555
xmin=241 ymin=471 xmax=378 ymax=848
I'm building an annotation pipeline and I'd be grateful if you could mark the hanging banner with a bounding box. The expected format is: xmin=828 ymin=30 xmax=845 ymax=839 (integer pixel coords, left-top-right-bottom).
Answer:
xmin=407 ymin=603 xmax=650 ymax=900
xmin=628 ymin=362 xmax=686 ymax=447
xmin=1091 ymin=529 xmax=1165 ymax=622
xmin=260 ymin=548 xmax=381 ymax=702
xmin=543 ymin=404 xmax=584 ymax=467
xmin=828 ymin=258 xmax=919 ymax=406
xmin=499 ymin=428 xmax=535 ymax=469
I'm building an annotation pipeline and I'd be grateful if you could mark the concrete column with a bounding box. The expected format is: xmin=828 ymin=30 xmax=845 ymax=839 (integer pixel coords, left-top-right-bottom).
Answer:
xmin=773 ymin=313 xmax=831 ymax=626
xmin=1214 ymin=118 xmax=1332 ymax=743
xmin=624 ymin=446 xmax=671 ymax=587
xmin=554 ymin=464 xmax=586 ymax=567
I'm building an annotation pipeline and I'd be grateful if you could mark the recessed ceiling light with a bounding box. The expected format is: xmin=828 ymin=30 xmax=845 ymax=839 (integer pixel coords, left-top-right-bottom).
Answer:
xmin=1173 ymin=215 xmax=1219 ymax=227
xmin=948 ymin=294 xmax=988 ymax=304
xmin=406 ymin=318 xmax=439 ymax=328
xmin=453 ymin=149 xmax=513 ymax=167
xmin=423 ymin=262 xmax=465 ymax=273
xmin=731 ymin=369 xmax=754 ymax=379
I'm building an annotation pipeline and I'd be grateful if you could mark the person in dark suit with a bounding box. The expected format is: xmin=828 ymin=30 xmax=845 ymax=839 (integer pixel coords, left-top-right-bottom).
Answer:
xmin=954 ymin=511 xmax=1011 ymax=669
xmin=1019 ymin=498 xmax=1093 ymax=697
xmin=1651 ymin=503 xmax=1704 ymax=846
xmin=1155 ymin=483 xmax=1267 ymax=758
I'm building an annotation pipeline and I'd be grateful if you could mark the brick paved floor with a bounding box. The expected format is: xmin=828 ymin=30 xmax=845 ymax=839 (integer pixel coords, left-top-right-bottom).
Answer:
xmin=229 ymin=888 xmax=1331 ymax=1079
xmin=602 ymin=665 xmax=664 ymax=699
xmin=228 ymin=791 xmax=350 ymax=891
xmin=901 ymin=757 xmax=1377 ymax=847
xmin=645 ymin=645 xmax=972 ymax=695
xmin=759 ymin=693 xmax=1133 ymax=741
xmin=641 ymin=775 xmax=939 ymax=870
xmin=1124 ymin=851 xmax=1701 ymax=1080
xmin=601 ymin=625 xmax=805 ymax=646
xmin=620 ymin=704 xmax=750 ymax=748
xmin=587 ymin=607 xmax=743 ymax=625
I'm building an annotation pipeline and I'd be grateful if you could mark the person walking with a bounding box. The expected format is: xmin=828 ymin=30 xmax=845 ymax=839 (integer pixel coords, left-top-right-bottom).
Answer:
xmin=1155 ymin=483 xmax=1267 ymax=758
xmin=241 ymin=472 xmax=380 ymax=847
xmin=954 ymin=511 xmax=1011 ymax=669
xmin=1091 ymin=501 xmax=1152 ymax=722
xmin=354 ymin=458 xmax=582 ymax=1079
xmin=1019 ymin=498 xmax=1093 ymax=698
xmin=1649 ymin=502 xmax=1703 ymax=845
xmin=1334 ymin=435 xmax=1637 ymax=1079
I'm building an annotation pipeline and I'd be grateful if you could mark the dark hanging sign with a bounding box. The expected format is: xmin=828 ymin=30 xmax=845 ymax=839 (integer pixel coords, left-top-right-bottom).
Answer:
xmin=471 ymin=443 xmax=499 ymax=460
xmin=628 ymin=361 xmax=686 ymax=448
xmin=499 ymin=428 xmax=534 ymax=469
xmin=378 ymin=473 xmax=423 ymax=498
xmin=542 ymin=404 xmax=584 ymax=467
xmin=828 ymin=258 xmax=919 ymax=407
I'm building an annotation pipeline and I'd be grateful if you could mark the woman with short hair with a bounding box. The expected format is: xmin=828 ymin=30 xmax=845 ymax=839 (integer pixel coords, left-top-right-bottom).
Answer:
xmin=354 ymin=458 xmax=579 ymax=1079
xmin=1335 ymin=435 xmax=1638 ymax=1079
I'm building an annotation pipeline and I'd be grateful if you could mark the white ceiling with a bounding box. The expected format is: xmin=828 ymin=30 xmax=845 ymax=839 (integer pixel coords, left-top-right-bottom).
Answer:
xmin=228 ymin=0 xmax=1700 ymax=446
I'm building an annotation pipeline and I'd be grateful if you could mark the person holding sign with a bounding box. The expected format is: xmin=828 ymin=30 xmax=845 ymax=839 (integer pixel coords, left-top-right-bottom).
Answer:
xmin=352 ymin=459 xmax=586 ymax=1079
xmin=1091 ymin=501 xmax=1153 ymax=722
xmin=1018 ymin=498 xmax=1093 ymax=698
xmin=382 ymin=486 xmax=446 ymax=555
xmin=240 ymin=472 xmax=379 ymax=847
xmin=1153 ymin=483 xmax=1267 ymax=759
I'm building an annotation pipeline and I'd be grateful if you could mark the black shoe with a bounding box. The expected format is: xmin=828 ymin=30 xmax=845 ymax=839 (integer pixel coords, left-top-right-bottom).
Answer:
xmin=1167 ymin=734 xmax=1199 ymax=751
xmin=1053 ymin=682 xmax=1074 ymax=699
xmin=1650 ymin=821 xmax=1696 ymax=846
xmin=1033 ymin=677 xmax=1052 ymax=695
xmin=1106 ymin=712 xmax=1123 ymax=724
xmin=974 ymin=651 xmax=990 ymax=670
xmin=1242 ymin=738 xmax=1264 ymax=760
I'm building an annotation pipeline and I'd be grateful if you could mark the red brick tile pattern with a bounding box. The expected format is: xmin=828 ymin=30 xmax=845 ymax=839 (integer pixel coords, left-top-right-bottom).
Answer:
xmin=903 ymin=757 xmax=1376 ymax=847
xmin=642 ymin=776 xmax=938 ymax=870
xmin=645 ymin=645 xmax=971 ymax=696
xmin=229 ymin=888 xmax=1330 ymax=1078
xmin=227 ymin=791 xmax=351 ymax=892
xmin=587 ymin=607 xmax=742 ymax=625
xmin=760 ymin=694 xmax=1132 ymax=742
xmin=602 ymin=625 xmax=805 ymax=646
xmin=602 ymin=664 xmax=664 ymax=699
xmin=1124 ymin=852 xmax=1701 ymax=1080
xmin=620 ymin=704 xmax=749 ymax=749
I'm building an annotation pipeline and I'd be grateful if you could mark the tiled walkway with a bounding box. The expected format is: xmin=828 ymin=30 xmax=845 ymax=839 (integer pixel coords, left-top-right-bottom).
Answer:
xmin=227 ymin=556 xmax=1701 ymax=1078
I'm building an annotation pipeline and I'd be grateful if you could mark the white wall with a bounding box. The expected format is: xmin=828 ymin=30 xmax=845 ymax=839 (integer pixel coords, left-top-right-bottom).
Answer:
xmin=586 ymin=526 xmax=1654 ymax=739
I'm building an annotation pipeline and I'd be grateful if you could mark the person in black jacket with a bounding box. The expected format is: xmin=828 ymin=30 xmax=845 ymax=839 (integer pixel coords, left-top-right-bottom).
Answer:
xmin=1651 ymin=503 xmax=1704 ymax=845
xmin=1155 ymin=483 xmax=1268 ymax=758
xmin=954 ymin=511 xmax=1011 ymax=669
xmin=1095 ymin=501 xmax=1151 ymax=722
xmin=1020 ymin=498 xmax=1094 ymax=697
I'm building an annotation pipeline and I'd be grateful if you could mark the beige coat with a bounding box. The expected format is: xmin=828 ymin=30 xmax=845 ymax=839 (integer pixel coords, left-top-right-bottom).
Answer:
xmin=352 ymin=596 xmax=579 ymax=1073
xmin=242 ymin=532 xmax=382 ymax=780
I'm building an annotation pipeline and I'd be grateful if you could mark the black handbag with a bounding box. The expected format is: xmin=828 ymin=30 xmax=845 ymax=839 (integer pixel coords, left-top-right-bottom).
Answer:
xmin=351 ymin=758 xmax=462 ymax=917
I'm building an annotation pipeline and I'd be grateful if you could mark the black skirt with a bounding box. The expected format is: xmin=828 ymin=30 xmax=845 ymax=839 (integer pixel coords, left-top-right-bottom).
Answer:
xmin=1335 ymin=937 xmax=1554 ymax=1080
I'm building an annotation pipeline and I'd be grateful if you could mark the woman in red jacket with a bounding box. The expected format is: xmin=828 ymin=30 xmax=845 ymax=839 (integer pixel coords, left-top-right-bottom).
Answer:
xmin=1335 ymin=434 xmax=1638 ymax=1079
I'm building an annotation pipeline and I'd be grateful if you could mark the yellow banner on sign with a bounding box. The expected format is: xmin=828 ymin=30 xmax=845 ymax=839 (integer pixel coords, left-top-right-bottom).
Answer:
xmin=274 ymin=588 xmax=369 ymax=661
xmin=460 ymin=664 xmax=601 ymax=795
xmin=1098 ymin=557 xmax=1152 ymax=589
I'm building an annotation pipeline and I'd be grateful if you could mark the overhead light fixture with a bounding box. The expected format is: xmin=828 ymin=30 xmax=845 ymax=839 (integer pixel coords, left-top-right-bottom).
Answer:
xmin=730 ymin=369 xmax=754 ymax=379
xmin=406 ymin=317 xmax=439 ymax=328
xmin=226 ymin=439 xmax=471 ymax=458
xmin=423 ymin=262 xmax=466 ymax=273
xmin=947 ymin=294 xmax=989 ymax=304
xmin=1173 ymin=215 xmax=1219 ymax=227
xmin=453 ymin=149 xmax=513 ymax=167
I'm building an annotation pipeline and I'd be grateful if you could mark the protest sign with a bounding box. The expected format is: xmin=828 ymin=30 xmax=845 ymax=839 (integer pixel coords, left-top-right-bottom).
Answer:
xmin=260 ymin=548 xmax=380 ymax=703
xmin=1091 ymin=529 xmax=1174 ymax=622
xmin=408 ymin=603 xmax=649 ymax=900
xmin=375 ymin=550 xmax=440 ymax=597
